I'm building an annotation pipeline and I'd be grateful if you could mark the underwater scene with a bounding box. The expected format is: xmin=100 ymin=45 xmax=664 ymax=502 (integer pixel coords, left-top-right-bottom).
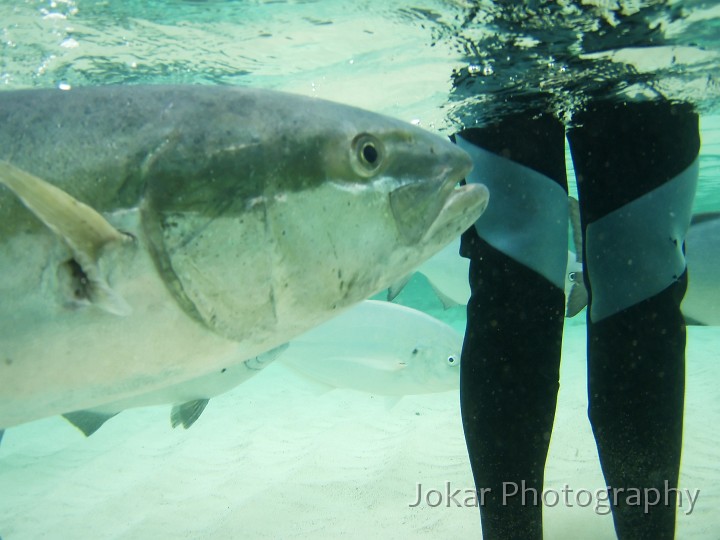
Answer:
xmin=1 ymin=1 xmax=719 ymax=538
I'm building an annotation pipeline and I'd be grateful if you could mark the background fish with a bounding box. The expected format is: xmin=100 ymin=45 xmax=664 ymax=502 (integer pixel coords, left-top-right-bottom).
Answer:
xmin=683 ymin=213 xmax=720 ymax=325
xmin=281 ymin=300 xmax=462 ymax=396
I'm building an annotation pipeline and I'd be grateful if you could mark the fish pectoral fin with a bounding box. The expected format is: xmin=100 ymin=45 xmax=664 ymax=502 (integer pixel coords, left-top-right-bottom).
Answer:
xmin=344 ymin=356 xmax=408 ymax=373
xmin=566 ymin=280 xmax=589 ymax=317
xmin=0 ymin=160 xmax=131 ymax=257
xmin=0 ymin=160 xmax=133 ymax=316
xmin=62 ymin=410 xmax=119 ymax=437
xmin=171 ymin=398 xmax=209 ymax=429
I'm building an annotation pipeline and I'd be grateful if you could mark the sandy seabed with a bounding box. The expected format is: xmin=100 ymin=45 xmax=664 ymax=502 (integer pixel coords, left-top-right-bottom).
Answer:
xmin=1 ymin=323 xmax=719 ymax=539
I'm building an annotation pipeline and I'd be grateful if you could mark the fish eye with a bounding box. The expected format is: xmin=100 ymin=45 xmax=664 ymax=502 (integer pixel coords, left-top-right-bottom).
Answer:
xmin=362 ymin=142 xmax=378 ymax=164
xmin=447 ymin=355 xmax=458 ymax=366
xmin=568 ymin=272 xmax=576 ymax=282
xmin=351 ymin=133 xmax=385 ymax=177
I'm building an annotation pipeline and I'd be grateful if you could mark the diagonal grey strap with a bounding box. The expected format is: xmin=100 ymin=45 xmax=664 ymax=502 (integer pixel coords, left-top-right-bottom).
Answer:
xmin=457 ymin=135 xmax=569 ymax=289
xmin=586 ymin=158 xmax=699 ymax=322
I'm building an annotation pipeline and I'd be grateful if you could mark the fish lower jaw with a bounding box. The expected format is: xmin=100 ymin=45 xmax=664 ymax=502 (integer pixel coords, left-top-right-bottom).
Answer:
xmin=421 ymin=182 xmax=489 ymax=245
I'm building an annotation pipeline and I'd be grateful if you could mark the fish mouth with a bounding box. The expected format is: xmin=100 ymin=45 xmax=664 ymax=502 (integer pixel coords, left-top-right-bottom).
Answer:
xmin=389 ymin=147 xmax=487 ymax=245
xmin=422 ymin=182 xmax=489 ymax=243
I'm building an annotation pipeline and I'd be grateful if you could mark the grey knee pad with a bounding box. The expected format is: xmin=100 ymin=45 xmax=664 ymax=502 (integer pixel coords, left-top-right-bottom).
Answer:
xmin=456 ymin=134 xmax=568 ymax=289
xmin=585 ymin=159 xmax=699 ymax=322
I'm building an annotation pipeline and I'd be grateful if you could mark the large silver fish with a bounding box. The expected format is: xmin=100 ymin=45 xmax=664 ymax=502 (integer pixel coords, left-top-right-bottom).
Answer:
xmin=0 ymin=85 xmax=488 ymax=429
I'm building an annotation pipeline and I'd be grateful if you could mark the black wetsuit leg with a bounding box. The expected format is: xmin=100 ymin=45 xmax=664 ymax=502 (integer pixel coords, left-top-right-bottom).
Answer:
xmin=567 ymin=100 xmax=700 ymax=540
xmin=458 ymin=110 xmax=567 ymax=540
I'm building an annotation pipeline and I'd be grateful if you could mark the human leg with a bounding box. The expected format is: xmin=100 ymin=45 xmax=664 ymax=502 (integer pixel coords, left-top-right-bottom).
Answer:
xmin=568 ymin=99 xmax=700 ymax=539
xmin=457 ymin=110 xmax=568 ymax=539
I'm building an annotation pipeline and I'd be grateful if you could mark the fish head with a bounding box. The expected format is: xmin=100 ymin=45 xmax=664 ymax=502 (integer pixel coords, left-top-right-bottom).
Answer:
xmin=268 ymin=99 xmax=487 ymax=316
xmin=321 ymin=116 xmax=484 ymax=246
xmin=565 ymin=252 xmax=588 ymax=317
xmin=142 ymin=89 xmax=488 ymax=344
xmin=401 ymin=328 xmax=462 ymax=393
xmin=382 ymin=302 xmax=463 ymax=393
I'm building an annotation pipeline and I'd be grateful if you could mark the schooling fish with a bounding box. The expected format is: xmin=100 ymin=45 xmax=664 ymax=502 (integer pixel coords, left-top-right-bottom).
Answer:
xmin=0 ymin=85 xmax=489 ymax=429
xmin=281 ymin=300 xmax=462 ymax=396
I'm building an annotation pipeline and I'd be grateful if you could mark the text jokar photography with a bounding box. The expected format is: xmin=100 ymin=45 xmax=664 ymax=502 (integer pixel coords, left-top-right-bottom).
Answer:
xmin=409 ymin=481 xmax=700 ymax=516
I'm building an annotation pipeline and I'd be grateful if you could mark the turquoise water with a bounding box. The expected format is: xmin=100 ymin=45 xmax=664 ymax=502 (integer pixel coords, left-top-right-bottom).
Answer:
xmin=1 ymin=2 xmax=720 ymax=539
xmin=2 ymin=0 xmax=719 ymax=212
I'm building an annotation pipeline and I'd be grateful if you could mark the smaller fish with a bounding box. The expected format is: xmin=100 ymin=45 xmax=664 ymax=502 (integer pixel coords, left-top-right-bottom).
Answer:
xmin=682 ymin=213 xmax=720 ymax=325
xmin=565 ymin=196 xmax=588 ymax=317
xmin=280 ymin=300 xmax=462 ymax=396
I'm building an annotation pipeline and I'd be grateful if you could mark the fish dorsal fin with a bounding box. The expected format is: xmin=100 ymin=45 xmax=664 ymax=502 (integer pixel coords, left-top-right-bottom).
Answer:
xmin=690 ymin=212 xmax=720 ymax=227
xmin=62 ymin=410 xmax=119 ymax=437
xmin=683 ymin=314 xmax=706 ymax=326
xmin=0 ymin=160 xmax=133 ymax=315
xmin=568 ymin=196 xmax=583 ymax=262
xmin=387 ymin=273 xmax=413 ymax=302
xmin=428 ymin=282 xmax=461 ymax=310
xmin=171 ymin=398 xmax=209 ymax=429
